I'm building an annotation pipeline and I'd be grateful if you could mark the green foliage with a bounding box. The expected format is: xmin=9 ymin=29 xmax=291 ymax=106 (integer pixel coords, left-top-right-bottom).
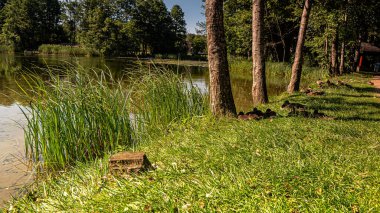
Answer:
xmin=130 ymin=0 xmax=175 ymax=55
xmin=74 ymin=0 xmax=188 ymax=56
xmin=187 ymin=34 xmax=207 ymax=55
xmin=0 ymin=0 xmax=62 ymax=51
xmin=170 ymin=5 xmax=187 ymax=55
xmin=223 ymin=0 xmax=301 ymax=61
xmin=224 ymin=0 xmax=252 ymax=57
xmin=76 ymin=0 xmax=134 ymax=56
xmin=7 ymin=74 xmax=380 ymax=212
xmin=0 ymin=0 xmax=189 ymax=55
xmin=222 ymin=0 xmax=379 ymax=70
xmin=0 ymin=44 xmax=11 ymax=52
xmin=60 ymin=0 xmax=81 ymax=45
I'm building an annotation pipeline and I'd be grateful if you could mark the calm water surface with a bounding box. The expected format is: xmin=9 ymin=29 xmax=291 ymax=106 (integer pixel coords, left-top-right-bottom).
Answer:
xmin=0 ymin=54 xmax=285 ymax=203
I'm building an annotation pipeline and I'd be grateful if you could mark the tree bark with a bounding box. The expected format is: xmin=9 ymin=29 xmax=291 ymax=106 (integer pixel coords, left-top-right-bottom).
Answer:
xmin=252 ymin=0 xmax=268 ymax=105
xmin=352 ymin=41 xmax=360 ymax=72
xmin=205 ymin=0 xmax=236 ymax=116
xmin=339 ymin=41 xmax=345 ymax=75
xmin=287 ymin=0 xmax=312 ymax=93
xmin=330 ymin=30 xmax=338 ymax=76
xmin=339 ymin=12 xmax=347 ymax=75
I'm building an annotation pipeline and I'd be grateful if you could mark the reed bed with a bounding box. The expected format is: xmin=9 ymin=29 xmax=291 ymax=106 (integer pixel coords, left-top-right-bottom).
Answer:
xmin=21 ymin=69 xmax=134 ymax=170
xmin=38 ymin=45 xmax=100 ymax=56
xmin=20 ymin=66 xmax=207 ymax=171
xmin=131 ymin=68 xmax=208 ymax=132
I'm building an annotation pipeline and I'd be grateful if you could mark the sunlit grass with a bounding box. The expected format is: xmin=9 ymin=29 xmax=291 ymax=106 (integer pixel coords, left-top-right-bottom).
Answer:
xmin=7 ymin=73 xmax=380 ymax=212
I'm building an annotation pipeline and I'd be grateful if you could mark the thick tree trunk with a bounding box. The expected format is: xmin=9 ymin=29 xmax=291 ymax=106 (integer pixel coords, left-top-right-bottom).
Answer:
xmin=205 ymin=0 xmax=236 ymax=116
xmin=339 ymin=41 xmax=345 ymax=75
xmin=252 ymin=0 xmax=268 ymax=105
xmin=287 ymin=0 xmax=312 ymax=93
xmin=330 ymin=30 xmax=338 ymax=76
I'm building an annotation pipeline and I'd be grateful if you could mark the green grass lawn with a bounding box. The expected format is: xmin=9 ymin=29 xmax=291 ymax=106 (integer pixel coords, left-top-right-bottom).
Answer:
xmin=6 ymin=73 xmax=380 ymax=212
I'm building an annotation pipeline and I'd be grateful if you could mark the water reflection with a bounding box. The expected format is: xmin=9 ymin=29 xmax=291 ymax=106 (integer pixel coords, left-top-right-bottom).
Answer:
xmin=0 ymin=104 xmax=31 ymax=204
xmin=0 ymin=54 xmax=262 ymax=111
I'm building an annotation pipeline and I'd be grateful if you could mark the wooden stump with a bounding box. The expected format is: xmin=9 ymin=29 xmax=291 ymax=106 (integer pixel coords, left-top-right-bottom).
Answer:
xmin=109 ymin=152 xmax=153 ymax=175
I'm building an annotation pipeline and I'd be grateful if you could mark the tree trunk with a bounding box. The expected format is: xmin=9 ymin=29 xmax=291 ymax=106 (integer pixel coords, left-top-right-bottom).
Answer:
xmin=252 ymin=0 xmax=268 ymax=105
xmin=287 ymin=0 xmax=312 ymax=93
xmin=330 ymin=30 xmax=338 ymax=76
xmin=339 ymin=41 xmax=345 ymax=75
xmin=351 ymin=36 xmax=361 ymax=72
xmin=339 ymin=12 xmax=347 ymax=75
xmin=205 ymin=0 xmax=236 ymax=116
xmin=353 ymin=42 xmax=360 ymax=72
xmin=325 ymin=37 xmax=329 ymax=68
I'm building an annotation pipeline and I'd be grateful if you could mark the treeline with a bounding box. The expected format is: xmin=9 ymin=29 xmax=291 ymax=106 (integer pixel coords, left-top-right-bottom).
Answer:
xmin=221 ymin=0 xmax=379 ymax=73
xmin=205 ymin=0 xmax=379 ymax=116
xmin=0 ymin=0 xmax=189 ymax=56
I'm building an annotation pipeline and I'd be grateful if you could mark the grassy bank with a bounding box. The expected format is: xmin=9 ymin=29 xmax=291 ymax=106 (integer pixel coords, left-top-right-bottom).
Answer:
xmin=6 ymin=73 xmax=380 ymax=212
xmin=38 ymin=45 xmax=100 ymax=57
xmin=229 ymin=59 xmax=327 ymax=88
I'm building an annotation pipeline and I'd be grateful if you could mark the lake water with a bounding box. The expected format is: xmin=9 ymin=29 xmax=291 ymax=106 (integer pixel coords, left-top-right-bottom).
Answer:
xmin=0 ymin=54 xmax=283 ymax=204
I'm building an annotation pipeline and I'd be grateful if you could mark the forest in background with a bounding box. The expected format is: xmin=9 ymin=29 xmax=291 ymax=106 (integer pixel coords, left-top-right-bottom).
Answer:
xmin=0 ymin=0 xmax=379 ymax=71
xmin=0 ymin=0 xmax=190 ymax=56
xmin=220 ymin=0 xmax=379 ymax=71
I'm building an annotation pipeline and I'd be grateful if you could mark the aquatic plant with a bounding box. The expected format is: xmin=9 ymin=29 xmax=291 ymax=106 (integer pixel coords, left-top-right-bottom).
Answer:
xmin=131 ymin=68 xmax=208 ymax=134
xmin=20 ymin=69 xmax=134 ymax=170
xmin=20 ymin=66 xmax=207 ymax=171
xmin=38 ymin=45 xmax=100 ymax=57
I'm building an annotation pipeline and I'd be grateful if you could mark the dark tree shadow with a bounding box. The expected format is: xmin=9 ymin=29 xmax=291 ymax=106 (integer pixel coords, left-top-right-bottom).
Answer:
xmin=352 ymin=86 xmax=380 ymax=94
xmin=339 ymin=116 xmax=380 ymax=122
xmin=285 ymin=91 xmax=380 ymax=122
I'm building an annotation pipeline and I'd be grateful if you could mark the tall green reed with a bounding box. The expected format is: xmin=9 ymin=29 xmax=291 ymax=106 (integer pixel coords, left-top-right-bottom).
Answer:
xmin=20 ymin=68 xmax=134 ymax=171
xmin=20 ymin=65 xmax=207 ymax=171
xmin=129 ymin=67 xmax=208 ymax=136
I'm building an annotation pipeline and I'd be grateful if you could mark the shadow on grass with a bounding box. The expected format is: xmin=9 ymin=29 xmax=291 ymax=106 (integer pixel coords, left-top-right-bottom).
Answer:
xmin=329 ymin=93 xmax=376 ymax=98
xmin=352 ymin=86 xmax=380 ymax=95
xmin=339 ymin=116 xmax=380 ymax=122
xmin=286 ymin=92 xmax=380 ymax=121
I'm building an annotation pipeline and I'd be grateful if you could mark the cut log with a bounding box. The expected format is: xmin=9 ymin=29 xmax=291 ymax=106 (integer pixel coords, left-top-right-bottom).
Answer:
xmin=109 ymin=152 xmax=153 ymax=175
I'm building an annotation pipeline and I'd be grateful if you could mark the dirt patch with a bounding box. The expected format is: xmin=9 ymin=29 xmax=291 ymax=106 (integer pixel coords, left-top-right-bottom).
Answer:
xmin=371 ymin=75 xmax=380 ymax=97
xmin=372 ymin=76 xmax=380 ymax=88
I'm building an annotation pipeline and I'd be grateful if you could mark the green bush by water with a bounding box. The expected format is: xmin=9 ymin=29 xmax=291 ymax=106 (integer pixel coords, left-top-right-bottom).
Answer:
xmin=0 ymin=45 xmax=13 ymax=53
xmin=38 ymin=45 xmax=100 ymax=57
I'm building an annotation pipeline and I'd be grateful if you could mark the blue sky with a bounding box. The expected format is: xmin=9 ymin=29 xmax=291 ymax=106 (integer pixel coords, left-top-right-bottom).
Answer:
xmin=163 ymin=0 xmax=205 ymax=34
